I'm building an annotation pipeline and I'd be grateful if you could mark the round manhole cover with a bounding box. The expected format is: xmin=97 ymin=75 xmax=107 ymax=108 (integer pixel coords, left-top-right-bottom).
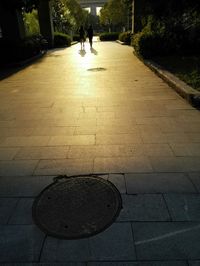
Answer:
xmin=32 ymin=176 xmax=122 ymax=239
xmin=87 ymin=67 xmax=106 ymax=72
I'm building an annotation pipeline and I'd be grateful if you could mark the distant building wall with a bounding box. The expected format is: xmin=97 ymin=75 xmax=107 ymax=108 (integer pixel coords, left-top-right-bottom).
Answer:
xmin=78 ymin=0 xmax=107 ymax=16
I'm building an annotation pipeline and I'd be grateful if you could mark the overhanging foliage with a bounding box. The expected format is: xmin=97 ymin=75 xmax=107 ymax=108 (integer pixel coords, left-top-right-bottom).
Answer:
xmin=2 ymin=0 xmax=39 ymax=12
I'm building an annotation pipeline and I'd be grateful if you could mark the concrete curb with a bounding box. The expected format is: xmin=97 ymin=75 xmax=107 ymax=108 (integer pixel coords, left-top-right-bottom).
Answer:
xmin=71 ymin=41 xmax=78 ymax=45
xmin=143 ymin=58 xmax=200 ymax=107
xmin=116 ymin=40 xmax=126 ymax=45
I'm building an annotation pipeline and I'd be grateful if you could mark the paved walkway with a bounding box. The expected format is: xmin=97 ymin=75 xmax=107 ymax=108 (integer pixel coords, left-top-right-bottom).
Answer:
xmin=0 ymin=39 xmax=200 ymax=265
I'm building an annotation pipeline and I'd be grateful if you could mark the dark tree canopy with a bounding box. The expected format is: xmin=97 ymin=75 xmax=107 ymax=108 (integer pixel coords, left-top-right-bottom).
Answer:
xmin=2 ymin=0 xmax=39 ymax=12
xmin=143 ymin=0 xmax=200 ymax=18
xmin=133 ymin=0 xmax=200 ymax=32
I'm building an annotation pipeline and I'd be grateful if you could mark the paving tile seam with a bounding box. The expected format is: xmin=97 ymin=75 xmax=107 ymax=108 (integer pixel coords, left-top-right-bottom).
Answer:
xmin=5 ymin=221 xmax=200 ymax=225
xmin=1 ymin=146 xmax=200 ymax=154
xmin=0 ymin=171 xmax=196 ymax=176
xmin=85 ymin=259 xmax=189 ymax=261
xmin=125 ymin=192 xmax=200 ymax=195
xmin=38 ymin=235 xmax=48 ymax=264
xmin=186 ymin=173 xmax=200 ymax=193
xmin=5 ymin=198 xmax=20 ymax=225
xmin=1 ymin=192 xmax=200 ymax=196
xmin=0 ymin=260 xmax=190 ymax=264
xmin=131 ymin=222 xmax=200 ymax=225
xmin=161 ymin=194 xmax=173 ymax=222
xmin=1 ymin=193 xmax=200 ymax=198
xmin=4 ymin=155 xmax=195 ymax=161
xmin=1 ymin=221 xmax=200 ymax=225
xmin=130 ymin=218 xmax=138 ymax=261
xmin=30 ymin=158 xmax=40 ymax=168
xmin=0 ymin=196 xmax=36 ymax=199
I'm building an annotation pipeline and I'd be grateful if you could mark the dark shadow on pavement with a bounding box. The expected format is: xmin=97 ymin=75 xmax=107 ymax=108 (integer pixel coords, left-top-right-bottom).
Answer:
xmin=0 ymin=65 xmax=24 ymax=81
xmin=0 ymin=52 xmax=47 ymax=81
xmin=90 ymin=47 xmax=98 ymax=55
xmin=79 ymin=49 xmax=86 ymax=57
xmin=47 ymin=47 xmax=67 ymax=53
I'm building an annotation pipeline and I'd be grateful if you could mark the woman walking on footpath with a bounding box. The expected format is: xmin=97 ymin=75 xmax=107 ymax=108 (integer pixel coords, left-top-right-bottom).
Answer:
xmin=79 ymin=25 xmax=85 ymax=50
xmin=87 ymin=25 xmax=93 ymax=49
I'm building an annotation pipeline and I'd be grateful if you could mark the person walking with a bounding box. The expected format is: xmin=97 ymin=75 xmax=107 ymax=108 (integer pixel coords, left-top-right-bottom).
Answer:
xmin=79 ymin=26 xmax=85 ymax=50
xmin=87 ymin=25 xmax=94 ymax=49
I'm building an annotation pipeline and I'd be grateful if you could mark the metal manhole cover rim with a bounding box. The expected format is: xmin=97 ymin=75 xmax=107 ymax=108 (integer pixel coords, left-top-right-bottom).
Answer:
xmin=32 ymin=175 xmax=122 ymax=240
xmin=87 ymin=67 xmax=106 ymax=71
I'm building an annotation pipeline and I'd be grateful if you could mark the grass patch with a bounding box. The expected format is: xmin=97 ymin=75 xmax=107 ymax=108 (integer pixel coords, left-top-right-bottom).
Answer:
xmin=153 ymin=55 xmax=200 ymax=91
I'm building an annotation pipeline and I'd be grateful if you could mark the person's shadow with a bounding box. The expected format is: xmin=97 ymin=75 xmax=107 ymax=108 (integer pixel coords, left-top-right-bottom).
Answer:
xmin=90 ymin=47 xmax=98 ymax=55
xmin=79 ymin=49 xmax=86 ymax=57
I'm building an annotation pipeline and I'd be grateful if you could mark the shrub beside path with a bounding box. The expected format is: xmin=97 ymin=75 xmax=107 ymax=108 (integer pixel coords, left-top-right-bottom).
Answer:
xmin=0 ymin=40 xmax=200 ymax=264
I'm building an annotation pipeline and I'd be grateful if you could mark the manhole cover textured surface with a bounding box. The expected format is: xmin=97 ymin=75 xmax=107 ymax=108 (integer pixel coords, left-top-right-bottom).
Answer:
xmin=32 ymin=176 xmax=122 ymax=239
xmin=87 ymin=67 xmax=106 ymax=71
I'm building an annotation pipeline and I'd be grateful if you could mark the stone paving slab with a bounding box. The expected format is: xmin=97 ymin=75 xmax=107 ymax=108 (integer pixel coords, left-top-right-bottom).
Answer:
xmin=74 ymin=125 xmax=98 ymax=135
xmin=0 ymin=160 xmax=39 ymax=176
xmin=141 ymin=131 xmax=191 ymax=144
xmin=94 ymin=157 xmax=153 ymax=173
xmin=0 ymin=40 xmax=200 ymax=264
xmin=34 ymin=159 xmax=93 ymax=176
xmin=88 ymin=223 xmax=135 ymax=261
xmin=133 ymin=222 xmax=200 ymax=260
xmin=0 ymin=136 xmax=50 ymax=147
xmin=87 ymin=263 xmax=138 ymax=266
xmin=0 ymin=148 xmax=19 ymax=160
xmin=118 ymin=195 xmax=170 ymax=221
xmin=187 ymin=133 xmax=200 ymax=142
xmin=140 ymin=144 xmax=174 ymax=157
xmin=41 ymin=223 xmax=135 ymax=262
xmin=138 ymin=262 xmax=188 ymax=266
xmin=164 ymin=194 xmax=200 ymax=221
xmin=149 ymin=156 xmax=200 ymax=172
xmin=125 ymin=173 xmax=196 ymax=194
xmin=96 ymin=134 xmax=142 ymax=145
xmin=0 ymin=176 xmax=54 ymax=197
xmin=8 ymin=198 xmax=34 ymax=225
xmin=189 ymin=173 xmax=200 ymax=193
xmin=15 ymin=146 xmax=69 ymax=160
xmin=108 ymin=174 xmax=126 ymax=193
xmin=0 ymin=225 xmax=44 ymax=262
xmin=0 ymin=263 xmax=189 ymax=266
xmin=0 ymin=128 xmax=33 ymax=138
xmin=170 ymin=143 xmax=200 ymax=156
xmin=0 ymin=198 xmax=18 ymax=224
xmin=3 ymin=262 xmax=87 ymax=266
xmin=88 ymin=262 xmax=188 ymax=266
xmin=189 ymin=261 xmax=200 ymax=266
xmin=31 ymin=126 xmax=75 ymax=136
xmin=67 ymin=145 xmax=140 ymax=159
xmin=41 ymin=237 xmax=90 ymax=262
xmin=48 ymin=135 xmax=95 ymax=146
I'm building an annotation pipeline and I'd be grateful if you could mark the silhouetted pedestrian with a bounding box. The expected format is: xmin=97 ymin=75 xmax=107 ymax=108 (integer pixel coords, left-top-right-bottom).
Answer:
xmin=87 ymin=25 xmax=93 ymax=48
xmin=79 ymin=26 xmax=85 ymax=50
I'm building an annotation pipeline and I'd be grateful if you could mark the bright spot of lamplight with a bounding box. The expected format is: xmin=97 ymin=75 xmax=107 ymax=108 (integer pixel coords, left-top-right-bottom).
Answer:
xmin=84 ymin=7 xmax=91 ymax=13
xmin=96 ymin=7 xmax=102 ymax=16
